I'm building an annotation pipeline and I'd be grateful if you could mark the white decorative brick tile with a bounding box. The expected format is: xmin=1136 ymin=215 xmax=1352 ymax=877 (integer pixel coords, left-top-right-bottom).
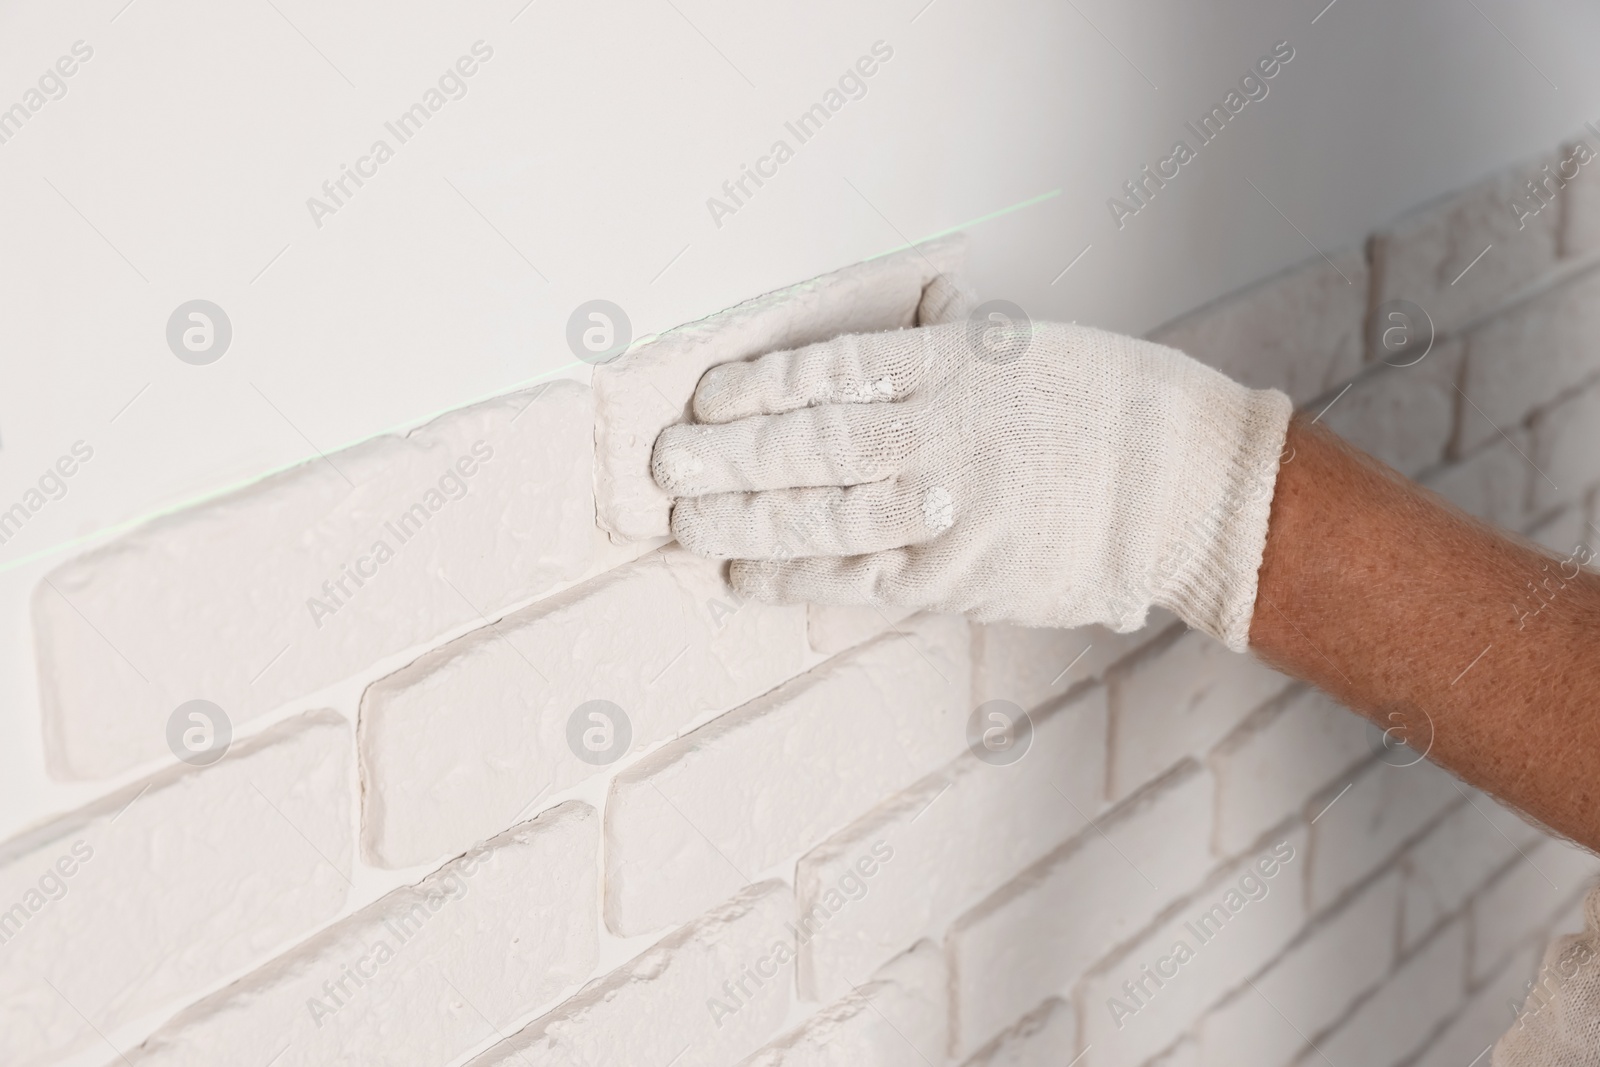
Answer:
xmin=467 ymin=881 xmax=793 ymax=1067
xmin=1109 ymin=629 xmax=1290 ymax=800
xmin=741 ymin=942 xmax=947 ymax=1067
xmin=1309 ymin=759 xmax=1461 ymax=912
xmin=360 ymin=546 xmax=806 ymax=867
xmin=948 ymin=765 xmax=1214 ymax=1058
xmin=606 ymin=615 xmax=971 ymax=936
xmin=123 ymin=802 xmax=598 ymax=1067
xmin=1150 ymin=250 xmax=1367 ymax=405
xmin=1080 ymin=830 xmax=1307 ymax=1067
xmin=1210 ymin=688 xmax=1368 ymax=856
xmin=35 ymin=382 xmax=593 ymax=779
xmin=1320 ymin=340 xmax=1462 ymax=476
xmin=1197 ymin=869 xmax=1399 ymax=1067
xmin=1459 ymin=270 xmax=1600 ymax=452
xmin=973 ymin=614 xmax=1174 ymax=713
xmin=0 ymin=711 xmax=350 ymax=1067
xmin=797 ymin=686 xmax=1107 ymax=1002
xmin=1296 ymin=921 xmax=1466 ymax=1067
xmin=1374 ymin=153 xmax=1562 ymax=332
xmin=958 ymin=998 xmax=1074 ymax=1067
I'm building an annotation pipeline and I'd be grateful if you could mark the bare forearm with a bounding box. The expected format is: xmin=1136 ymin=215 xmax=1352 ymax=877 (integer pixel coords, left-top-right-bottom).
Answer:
xmin=1249 ymin=417 xmax=1600 ymax=849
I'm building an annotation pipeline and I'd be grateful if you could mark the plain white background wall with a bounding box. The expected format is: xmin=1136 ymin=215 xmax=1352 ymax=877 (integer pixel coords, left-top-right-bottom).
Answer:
xmin=2 ymin=0 xmax=1599 ymax=911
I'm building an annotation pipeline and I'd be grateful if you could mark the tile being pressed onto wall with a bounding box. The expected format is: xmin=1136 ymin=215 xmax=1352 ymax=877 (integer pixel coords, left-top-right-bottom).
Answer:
xmin=466 ymin=882 xmax=793 ymax=1067
xmin=0 ymin=711 xmax=350 ymax=1067
xmin=121 ymin=802 xmax=599 ymax=1067
xmin=594 ymin=235 xmax=972 ymax=542
xmin=35 ymin=382 xmax=594 ymax=780
xmin=360 ymin=546 xmax=807 ymax=868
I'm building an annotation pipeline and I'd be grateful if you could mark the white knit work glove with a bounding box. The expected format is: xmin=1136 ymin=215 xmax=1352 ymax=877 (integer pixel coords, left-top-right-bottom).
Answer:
xmin=651 ymin=319 xmax=1292 ymax=651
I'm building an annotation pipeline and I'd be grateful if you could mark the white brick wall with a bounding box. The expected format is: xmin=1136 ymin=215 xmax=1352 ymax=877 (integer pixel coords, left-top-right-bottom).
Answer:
xmin=1078 ymin=830 xmax=1308 ymax=1066
xmin=606 ymin=614 xmax=970 ymax=936
xmin=8 ymin=134 xmax=1600 ymax=1067
xmin=947 ymin=765 xmax=1215 ymax=1057
xmin=1209 ymin=687 xmax=1368 ymax=856
xmin=34 ymin=382 xmax=593 ymax=779
xmin=795 ymin=684 xmax=1107 ymax=1002
xmin=741 ymin=942 xmax=947 ymax=1066
xmin=360 ymin=546 xmax=806 ymax=868
xmin=467 ymin=881 xmax=794 ymax=1067
xmin=1108 ymin=628 xmax=1290 ymax=801
xmin=1196 ymin=869 xmax=1400 ymax=1067
xmin=0 ymin=712 xmax=351 ymax=1067
xmin=126 ymin=801 xmax=598 ymax=1067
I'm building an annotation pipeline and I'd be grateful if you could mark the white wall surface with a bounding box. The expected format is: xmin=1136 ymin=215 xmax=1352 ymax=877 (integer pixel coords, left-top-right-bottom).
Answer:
xmin=2 ymin=0 xmax=1600 ymax=979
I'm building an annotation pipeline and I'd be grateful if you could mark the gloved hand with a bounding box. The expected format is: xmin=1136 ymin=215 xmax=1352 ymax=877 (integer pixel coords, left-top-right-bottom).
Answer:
xmin=650 ymin=318 xmax=1292 ymax=651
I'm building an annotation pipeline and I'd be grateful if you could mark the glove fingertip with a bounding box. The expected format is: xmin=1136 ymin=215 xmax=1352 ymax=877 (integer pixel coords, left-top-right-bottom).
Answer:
xmin=650 ymin=426 xmax=706 ymax=495
xmin=693 ymin=362 xmax=753 ymax=423
xmin=729 ymin=558 xmax=792 ymax=602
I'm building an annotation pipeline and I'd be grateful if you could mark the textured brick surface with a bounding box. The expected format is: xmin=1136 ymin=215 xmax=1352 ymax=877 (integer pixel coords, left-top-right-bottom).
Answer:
xmin=1320 ymin=340 xmax=1463 ymax=476
xmin=360 ymin=547 xmax=806 ymax=867
xmin=1079 ymin=830 xmax=1308 ymax=1067
xmin=594 ymin=237 xmax=968 ymax=541
xmin=123 ymin=802 xmax=598 ymax=1067
xmin=806 ymin=604 xmax=919 ymax=656
xmin=1308 ymin=758 xmax=1461 ymax=910
xmin=1411 ymin=943 xmax=1539 ymax=1067
xmin=948 ymin=765 xmax=1214 ymax=1057
xmin=973 ymin=615 xmax=1174 ymax=713
xmin=1561 ymin=136 xmax=1600 ymax=258
xmin=1400 ymin=792 xmax=1541 ymax=951
xmin=1470 ymin=837 xmax=1600 ymax=983
xmin=0 ymin=712 xmax=350 ymax=1067
xmin=34 ymin=382 xmax=594 ymax=779
xmin=1210 ymin=688 xmax=1368 ymax=855
xmin=1422 ymin=435 xmax=1532 ymax=529
xmin=1109 ymin=629 xmax=1290 ymax=800
xmin=796 ymin=686 xmax=1107 ymax=1002
xmin=958 ymin=998 xmax=1074 ymax=1067
xmin=1149 ymin=250 xmax=1367 ymax=405
xmin=1530 ymin=380 xmax=1600 ymax=512
xmin=467 ymin=881 xmax=792 ymax=1067
xmin=1297 ymin=921 xmax=1466 ymax=1067
xmin=1196 ymin=869 xmax=1399 ymax=1067
xmin=16 ymin=129 xmax=1600 ymax=1067
xmin=606 ymin=615 xmax=970 ymax=936
xmin=1459 ymin=269 xmax=1600 ymax=451
xmin=1374 ymin=153 xmax=1562 ymax=332
xmin=741 ymin=942 xmax=946 ymax=1067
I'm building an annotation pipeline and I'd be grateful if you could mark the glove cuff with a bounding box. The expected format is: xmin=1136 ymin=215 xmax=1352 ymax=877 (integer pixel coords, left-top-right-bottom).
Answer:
xmin=1150 ymin=376 xmax=1293 ymax=652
